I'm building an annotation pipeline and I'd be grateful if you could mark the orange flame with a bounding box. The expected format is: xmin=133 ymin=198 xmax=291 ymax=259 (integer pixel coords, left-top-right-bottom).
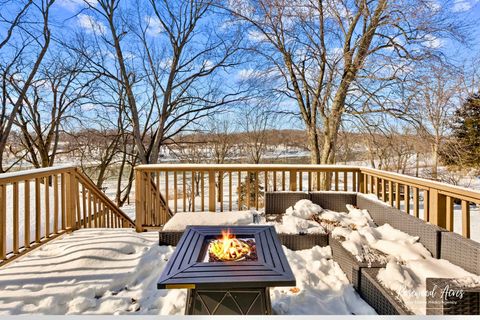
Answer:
xmin=209 ymin=229 xmax=251 ymax=261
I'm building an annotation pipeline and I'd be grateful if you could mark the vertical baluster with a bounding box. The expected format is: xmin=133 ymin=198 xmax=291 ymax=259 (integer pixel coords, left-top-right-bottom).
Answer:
xmin=35 ymin=178 xmax=41 ymax=243
xmin=413 ymin=187 xmax=419 ymax=218
xmin=165 ymin=172 xmax=169 ymax=211
xmin=54 ymin=176 xmax=60 ymax=232
xmin=381 ymin=179 xmax=386 ymax=202
xmin=395 ymin=183 xmax=401 ymax=209
xmin=229 ymin=171 xmax=233 ymax=211
xmin=182 ymin=172 xmax=186 ymax=212
xmin=462 ymin=200 xmax=470 ymax=238
xmin=264 ymin=170 xmax=268 ymax=193
xmin=424 ymin=190 xmax=430 ymax=221
xmin=255 ymin=171 xmax=259 ymax=210
xmin=192 ymin=171 xmax=196 ymax=212
xmin=316 ymin=172 xmax=320 ymax=191
xmin=352 ymin=172 xmax=357 ymax=192
xmin=446 ymin=196 xmax=454 ymax=231
xmin=174 ymin=171 xmax=178 ymax=214
xmin=219 ymin=171 xmax=223 ymax=212
xmin=404 ymin=185 xmax=410 ymax=214
xmin=299 ymin=171 xmax=303 ymax=191
xmin=343 ymin=171 xmax=348 ymax=191
xmin=201 ymin=171 xmax=205 ymax=211
xmin=93 ymin=195 xmax=98 ymax=228
xmin=61 ymin=173 xmax=66 ymax=231
xmin=238 ymin=171 xmax=242 ymax=210
xmin=246 ymin=171 xmax=251 ymax=209
xmin=308 ymin=172 xmax=312 ymax=191
xmin=273 ymin=171 xmax=277 ymax=191
xmin=24 ymin=180 xmax=30 ymax=247
xmin=0 ymin=184 xmax=6 ymax=259
xmin=388 ymin=181 xmax=393 ymax=206
xmin=208 ymin=171 xmax=216 ymax=212
xmin=82 ymin=185 xmax=87 ymax=228
xmin=282 ymin=171 xmax=286 ymax=191
xmin=374 ymin=177 xmax=380 ymax=198
xmin=44 ymin=178 xmax=50 ymax=237
xmin=88 ymin=190 xmax=92 ymax=228
xmin=13 ymin=182 xmax=19 ymax=253
xmin=334 ymin=172 xmax=339 ymax=191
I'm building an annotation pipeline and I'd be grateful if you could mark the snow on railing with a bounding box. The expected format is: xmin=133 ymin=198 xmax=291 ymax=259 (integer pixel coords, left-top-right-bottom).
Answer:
xmin=134 ymin=164 xmax=480 ymax=239
xmin=0 ymin=166 xmax=134 ymax=266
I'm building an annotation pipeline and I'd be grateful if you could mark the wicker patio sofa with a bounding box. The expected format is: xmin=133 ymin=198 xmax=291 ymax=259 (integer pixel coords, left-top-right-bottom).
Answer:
xmin=265 ymin=191 xmax=480 ymax=315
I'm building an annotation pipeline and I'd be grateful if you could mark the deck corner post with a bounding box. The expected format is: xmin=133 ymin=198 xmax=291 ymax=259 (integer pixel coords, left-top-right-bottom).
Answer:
xmin=65 ymin=169 xmax=77 ymax=232
xmin=135 ymin=168 xmax=145 ymax=232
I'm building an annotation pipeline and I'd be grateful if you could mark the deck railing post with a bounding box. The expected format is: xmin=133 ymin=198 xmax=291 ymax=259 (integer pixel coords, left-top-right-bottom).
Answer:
xmin=135 ymin=169 xmax=145 ymax=232
xmin=429 ymin=189 xmax=447 ymax=228
xmin=65 ymin=169 xmax=77 ymax=232
xmin=358 ymin=172 xmax=365 ymax=193
xmin=429 ymin=188 xmax=447 ymax=228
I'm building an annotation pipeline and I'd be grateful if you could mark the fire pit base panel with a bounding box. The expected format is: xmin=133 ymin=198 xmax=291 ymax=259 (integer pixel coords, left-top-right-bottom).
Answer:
xmin=186 ymin=287 xmax=271 ymax=315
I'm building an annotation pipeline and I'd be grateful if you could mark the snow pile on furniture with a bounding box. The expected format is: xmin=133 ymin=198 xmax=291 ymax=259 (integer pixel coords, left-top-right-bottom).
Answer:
xmin=377 ymin=254 xmax=479 ymax=314
xmin=0 ymin=229 xmax=375 ymax=315
xmin=162 ymin=211 xmax=254 ymax=231
xmin=329 ymin=208 xmax=480 ymax=314
xmin=285 ymin=199 xmax=322 ymax=219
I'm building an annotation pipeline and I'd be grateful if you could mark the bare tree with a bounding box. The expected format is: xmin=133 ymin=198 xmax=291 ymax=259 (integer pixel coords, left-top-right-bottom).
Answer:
xmin=413 ymin=63 xmax=459 ymax=179
xmin=0 ymin=0 xmax=56 ymax=172
xmin=77 ymin=0 xmax=245 ymax=165
xmin=227 ymin=0 xmax=465 ymax=188
xmin=237 ymin=103 xmax=276 ymax=164
xmin=9 ymin=53 xmax=95 ymax=168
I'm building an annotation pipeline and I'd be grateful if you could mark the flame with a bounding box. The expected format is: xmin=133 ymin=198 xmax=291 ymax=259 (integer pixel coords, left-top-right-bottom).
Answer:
xmin=209 ymin=229 xmax=252 ymax=261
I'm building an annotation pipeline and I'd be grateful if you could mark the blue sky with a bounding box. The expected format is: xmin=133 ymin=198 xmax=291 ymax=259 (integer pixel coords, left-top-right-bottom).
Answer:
xmin=2 ymin=0 xmax=480 ymax=133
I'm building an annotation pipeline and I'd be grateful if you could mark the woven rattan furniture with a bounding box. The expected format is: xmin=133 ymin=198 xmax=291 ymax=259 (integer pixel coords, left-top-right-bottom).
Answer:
xmin=440 ymin=231 xmax=480 ymax=275
xmin=264 ymin=191 xmax=309 ymax=215
xmin=359 ymin=268 xmax=413 ymax=315
xmin=329 ymin=234 xmax=386 ymax=289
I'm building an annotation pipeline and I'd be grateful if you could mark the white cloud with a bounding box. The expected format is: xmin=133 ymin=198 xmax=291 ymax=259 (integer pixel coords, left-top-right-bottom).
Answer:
xmin=247 ymin=30 xmax=268 ymax=42
xmin=57 ymin=0 xmax=97 ymax=11
xmin=237 ymin=68 xmax=260 ymax=80
xmin=77 ymin=13 xmax=106 ymax=35
xmin=144 ymin=15 xmax=163 ymax=37
xmin=423 ymin=34 xmax=445 ymax=49
xmin=452 ymin=0 xmax=478 ymax=12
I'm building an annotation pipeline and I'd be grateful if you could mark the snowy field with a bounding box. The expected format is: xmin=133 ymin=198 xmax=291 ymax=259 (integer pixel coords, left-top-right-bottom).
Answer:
xmin=0 ymin=229 xmax=375 ymax=315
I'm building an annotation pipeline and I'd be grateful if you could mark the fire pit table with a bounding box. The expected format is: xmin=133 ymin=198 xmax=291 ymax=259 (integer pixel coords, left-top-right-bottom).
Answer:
xmin=157 ymin=225 xmax=296 ymax=315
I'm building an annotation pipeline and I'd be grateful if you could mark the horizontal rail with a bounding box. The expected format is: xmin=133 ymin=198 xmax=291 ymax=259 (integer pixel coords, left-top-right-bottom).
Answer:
xmin=135 ymin=164 xmax=480 ymax=239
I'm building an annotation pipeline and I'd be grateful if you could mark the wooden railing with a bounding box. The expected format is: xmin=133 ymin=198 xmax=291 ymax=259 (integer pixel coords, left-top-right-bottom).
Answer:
xmin=0 ymin=166 xmax=134 ymax=266
xmin=134 ymin=164 xmax=480 ymax=239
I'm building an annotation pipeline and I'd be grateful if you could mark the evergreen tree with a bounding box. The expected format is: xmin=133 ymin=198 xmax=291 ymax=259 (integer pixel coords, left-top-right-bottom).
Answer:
xmin=441 ymin=93 xmax=480 ymax=168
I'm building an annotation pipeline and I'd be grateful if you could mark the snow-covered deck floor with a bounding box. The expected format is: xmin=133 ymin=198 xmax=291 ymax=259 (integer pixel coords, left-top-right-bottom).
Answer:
xmin=0 ymin=229 xmax=375 ymax=315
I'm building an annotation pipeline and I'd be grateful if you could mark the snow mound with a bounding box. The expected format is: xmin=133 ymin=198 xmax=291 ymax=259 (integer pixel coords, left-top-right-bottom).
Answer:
xmin=273 ymin=215 xmax=325 ymax=234
xmin=285 ymin=199 xmax=322 ymax=219
xmin=318 ymin=204 xmax=375 ymax=232
xmin=272 ymin=246 xmax=376 ymax=315
xmin=0 ymin=229 xmax=376 ymax=315
xmin=377 ymin=259 xmax=479 ymax=315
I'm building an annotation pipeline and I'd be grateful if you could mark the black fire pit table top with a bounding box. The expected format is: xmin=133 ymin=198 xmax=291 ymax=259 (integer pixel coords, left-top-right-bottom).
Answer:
xmin=157 ymin=225 xmax=296 ymax=290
